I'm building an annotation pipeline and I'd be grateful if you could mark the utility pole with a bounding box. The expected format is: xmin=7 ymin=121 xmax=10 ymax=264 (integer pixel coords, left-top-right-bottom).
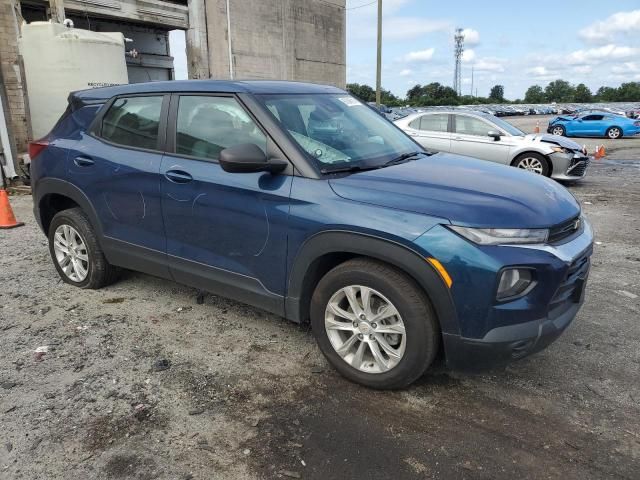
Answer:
xmin=375 ymin=0 xmax=382 ymax=106
xmin=48 ymin=0 xmax=65 ymax=23
xmin=470 ymin=65 xmax=474 ymax=97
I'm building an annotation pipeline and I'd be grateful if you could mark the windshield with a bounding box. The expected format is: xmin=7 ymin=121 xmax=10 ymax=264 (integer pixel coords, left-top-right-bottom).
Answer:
xmin=488 ymin=115 xmax=526 ymax=136
xmin=256 ymin=93 xmax=423 ymax=172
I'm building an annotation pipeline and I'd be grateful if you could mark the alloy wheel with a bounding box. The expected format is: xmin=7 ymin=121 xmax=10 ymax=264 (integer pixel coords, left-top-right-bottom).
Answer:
xmin=552 ymin=126 xmax=564 ymax=136
xmin=517 ymin=157 xmax=544 ymax=174
xmin=53 ymin=224 xmax=89 ymax=282
xmin=324 ymin=285 xmax=406 ymax=374
xmin=608 ymin=128 xmax=621 ymax=139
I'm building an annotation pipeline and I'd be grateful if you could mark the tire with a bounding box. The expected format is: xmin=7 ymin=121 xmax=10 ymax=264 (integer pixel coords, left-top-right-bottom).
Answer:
xmin=606 ymin=126 xmax=622 ymax=139
xmin=310 ymin=258 xmax=439 ymax=389
xmin=48 ymin=207 xmax=119 ymax=289
xmin=512 ymin=152 xmax=550 ymax=176
xmin=551 ymin=125 xmax=565 ymax=136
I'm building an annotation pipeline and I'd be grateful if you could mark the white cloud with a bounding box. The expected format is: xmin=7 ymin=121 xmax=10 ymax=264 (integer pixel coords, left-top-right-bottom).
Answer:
xmin=611 ymin=62 xmax=640 ymax=74
xmin=567 ymin=44 xmax=640 ymax=65
xmin=401 ymin=48 xmax=435 ymax=62
xmin=579 ymin=10 xmax=640 ymax=43
xmin=349 ymin=16 xmax=451 ymax=41
xmin=473 ymin=57 xmax=506 ymax=72
xmin=399 ymin=68 xmax=413 ymax=76
xmin=462 ymin=49 xmax=475 ymax=63
xmin=573 ymin=65 xmax=593 ymax=75
xmin=527 ymin=66 xmax=552 ymax=77
xmin=461 ymin=28 xmax=480 ymax=46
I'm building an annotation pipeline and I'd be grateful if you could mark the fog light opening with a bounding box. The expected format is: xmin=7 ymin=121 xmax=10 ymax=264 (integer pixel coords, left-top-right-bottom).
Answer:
xmin=497 ymin=268 xmax=534 ymax=301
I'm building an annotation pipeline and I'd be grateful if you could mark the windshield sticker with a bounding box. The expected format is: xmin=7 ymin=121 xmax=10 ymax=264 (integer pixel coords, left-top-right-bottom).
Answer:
xmin=338 ymin=96 xmax=361 ymax=107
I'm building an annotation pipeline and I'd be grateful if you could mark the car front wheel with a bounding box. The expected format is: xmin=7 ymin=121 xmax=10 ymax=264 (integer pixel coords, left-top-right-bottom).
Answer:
xmin=310 ymin=258 xmax=439 ymax=389
xmin=513 ymin=152 xmax=550 ymax=176
xmin=551 ymin=125 xmax=565 ymax=136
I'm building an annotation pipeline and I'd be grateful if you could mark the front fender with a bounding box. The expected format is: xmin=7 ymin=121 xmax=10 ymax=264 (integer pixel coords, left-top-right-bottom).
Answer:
xmin=285 ymin=230 xmax=459 ymax=335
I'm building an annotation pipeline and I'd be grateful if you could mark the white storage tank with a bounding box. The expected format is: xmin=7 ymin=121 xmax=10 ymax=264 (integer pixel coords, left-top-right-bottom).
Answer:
xmin=19 ymin=21 xmax=129 ymax=140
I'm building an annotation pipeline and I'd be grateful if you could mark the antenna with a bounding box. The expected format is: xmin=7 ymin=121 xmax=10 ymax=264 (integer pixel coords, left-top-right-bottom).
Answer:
xmin=453 ymin=28 xmax=464 ymax=96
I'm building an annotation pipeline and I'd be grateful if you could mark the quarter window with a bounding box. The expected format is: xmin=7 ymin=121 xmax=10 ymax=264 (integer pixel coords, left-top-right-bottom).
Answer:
xmin=175 ymin=96 xmax=267 ymax=161
xmin=101 ymin=96 xmax=163 ymax=150
xmin=454 ymin=115 xmax=493 ymax=136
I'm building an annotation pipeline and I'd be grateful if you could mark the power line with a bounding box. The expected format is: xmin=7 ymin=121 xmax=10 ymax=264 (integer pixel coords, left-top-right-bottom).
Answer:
xmin=346 ymin=0 xmax=377 ymax=10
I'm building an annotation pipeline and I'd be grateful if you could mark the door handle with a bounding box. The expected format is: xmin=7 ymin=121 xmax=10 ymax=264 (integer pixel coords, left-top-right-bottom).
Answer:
xmin=74 ymin=156 xmax=94 ymax=167
xmin=453 ymin=136 xmax=462 ymax=141
xmin=164 ymin=169 xmax=193 ymax=184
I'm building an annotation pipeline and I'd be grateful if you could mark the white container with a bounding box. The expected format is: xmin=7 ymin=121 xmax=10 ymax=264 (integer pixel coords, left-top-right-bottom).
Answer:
xmin=19 ymin=21 xmax=128 ymax=140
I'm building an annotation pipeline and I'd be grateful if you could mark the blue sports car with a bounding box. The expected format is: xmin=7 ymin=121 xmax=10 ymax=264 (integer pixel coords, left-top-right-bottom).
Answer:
xmin=548 ymin=111 xmax=640 ymax=139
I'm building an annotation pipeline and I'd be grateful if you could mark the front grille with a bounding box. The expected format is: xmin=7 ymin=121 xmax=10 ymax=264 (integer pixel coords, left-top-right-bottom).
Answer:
xmin=566 ymin=157 xmax=590 ymax=177
xmin=548 ymin=216 xmax=581 ymax=243
xmin=549 ymin=250 xmax=591 ymax=313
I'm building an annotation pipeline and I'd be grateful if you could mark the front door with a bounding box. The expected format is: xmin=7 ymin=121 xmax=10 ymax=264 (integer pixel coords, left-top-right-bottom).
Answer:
xmin=160 ymin=94 xmax=293 ymax=314
xmin=450 ymin=114 xmax=511 ymax=164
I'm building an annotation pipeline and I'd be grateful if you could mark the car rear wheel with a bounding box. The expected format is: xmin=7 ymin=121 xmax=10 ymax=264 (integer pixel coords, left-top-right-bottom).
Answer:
xmin=48 ymin=208 xmax=119 ymax=289
xmin=310 ymin=258 xmax=439 ymax=389
xmin=551 ymin=125 xmax=565 ymax=136
xmin=606 ymin=127 xmax=622 ymax=139
xmin=513 ymin=152 xmax=550 ymax=176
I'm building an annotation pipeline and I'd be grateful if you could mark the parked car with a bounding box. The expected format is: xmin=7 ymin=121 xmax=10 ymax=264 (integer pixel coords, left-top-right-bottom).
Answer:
xmin=548 ymin=112 xmax=640 ymax=139
xmin=30 ymin=80 xmax=593 ymax=389
xmin=394 ymin=110 xmax=590 ymax=180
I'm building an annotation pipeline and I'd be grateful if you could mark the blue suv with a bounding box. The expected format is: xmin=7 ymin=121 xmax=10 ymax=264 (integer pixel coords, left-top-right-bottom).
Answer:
xmin=30 ymin=81 xmax=593 ymax=389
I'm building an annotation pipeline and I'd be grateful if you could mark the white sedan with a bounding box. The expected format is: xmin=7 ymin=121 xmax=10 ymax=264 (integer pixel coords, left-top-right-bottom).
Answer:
xmin=394 ymin=110 xmax=590 ymax=180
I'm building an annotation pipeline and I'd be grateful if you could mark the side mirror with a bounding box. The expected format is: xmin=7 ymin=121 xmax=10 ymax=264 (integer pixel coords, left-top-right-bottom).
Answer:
xmin=219 ymin=143 xmax=288 ymax=174
xmin=487 ymin=130 xmax=501 ymax=141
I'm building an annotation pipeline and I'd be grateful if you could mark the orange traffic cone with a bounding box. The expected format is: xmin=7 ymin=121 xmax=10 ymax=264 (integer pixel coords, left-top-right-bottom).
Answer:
xmin=534 ymin=121 xmax=540 ymax=134
xmin=599 ymin=145 xmax=606 ymax=158
xmin=594 ymin=145 xmax=606 ymax=160
xmin=0 ymin=189 xmax=24 ymax=229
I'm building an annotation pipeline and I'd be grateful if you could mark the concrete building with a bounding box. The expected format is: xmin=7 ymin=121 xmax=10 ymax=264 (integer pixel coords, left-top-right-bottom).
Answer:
xmin=0 ymin=0 xmax=345 ymax=177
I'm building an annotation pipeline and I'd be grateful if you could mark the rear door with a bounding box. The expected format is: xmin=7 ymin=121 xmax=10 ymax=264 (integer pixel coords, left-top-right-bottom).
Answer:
xmin=405 ymin=113 xmax=452 ymax=152
xmin=450 ymin=114 xmax=511 ymax=164
xmin=67 ymin=94 xmax=170 ymax=277
xmin=159 ymin=93 xmax=293 ymax=313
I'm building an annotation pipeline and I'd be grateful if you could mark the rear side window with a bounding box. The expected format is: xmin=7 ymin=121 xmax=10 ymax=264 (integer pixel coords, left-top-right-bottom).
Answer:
xmin=100 ymin=96 xmax=163 ymax=150
xmin=175 ymin=96 xmax=266 ymax=161
xmin=417 ymin=114 xmax=448 ymax=132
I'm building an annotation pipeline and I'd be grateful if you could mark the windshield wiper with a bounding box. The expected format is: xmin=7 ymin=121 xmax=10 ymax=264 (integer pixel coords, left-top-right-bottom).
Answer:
xmin=382 ymin=151 xmax=426 ymax=167
xmin=320 ymin=164 xmax=378 ymax=174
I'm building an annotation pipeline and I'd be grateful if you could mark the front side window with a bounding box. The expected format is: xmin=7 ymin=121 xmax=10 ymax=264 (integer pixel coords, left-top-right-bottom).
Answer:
xmin=101 ymin=96 xmax=163 ymax=150
xmin=582 ymin=115 xmax=604 ymax=121
xmin=454 ymin=115 xmax=493 ymax=136
xmin=176 ymin=96 xmax=266 ymax=161
xmin=418 ymin=114 xmax=449 ymax=132
xmin=256 ymin=93 xmax=422 ymax=171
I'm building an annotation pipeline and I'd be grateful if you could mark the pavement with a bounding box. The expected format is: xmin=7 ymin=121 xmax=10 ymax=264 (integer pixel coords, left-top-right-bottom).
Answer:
xmin=1 ymin=155 xmax=639 ymax=479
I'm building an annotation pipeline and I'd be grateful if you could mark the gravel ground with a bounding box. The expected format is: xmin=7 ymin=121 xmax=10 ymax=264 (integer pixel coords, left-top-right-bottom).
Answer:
xmin=1 ymin=154 xmax=639 ymax=479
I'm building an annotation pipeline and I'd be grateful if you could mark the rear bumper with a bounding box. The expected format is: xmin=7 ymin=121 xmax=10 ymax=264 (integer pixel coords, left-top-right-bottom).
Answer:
xmin=443 ymin=299 xmax=582 ymax=370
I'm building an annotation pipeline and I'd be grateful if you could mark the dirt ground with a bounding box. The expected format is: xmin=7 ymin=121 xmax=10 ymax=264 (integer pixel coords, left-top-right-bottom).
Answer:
xmin=1 ymin=148 xmax=639 ymax=479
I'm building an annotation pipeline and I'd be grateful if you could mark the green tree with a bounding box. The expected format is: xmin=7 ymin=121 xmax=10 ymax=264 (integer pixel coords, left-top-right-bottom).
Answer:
xmin=489 ymin=85 xmax=505 ymax=102
xmin=617 ymin=82 xmax=640 ymax=101
xmin=545 ymin=79 xmax=575 ymax=102
xmin=596 ymin=86 xmax=618 ymax=101
xmin=524 ymin=85 xmax=546 ymax=103
xmin=406 ymin=84 xmax=424 ymax=102
xmin=573 ymin=83 xmax=593 ymax=103
xmin=346 ymin=83 xmax=375 ymax=102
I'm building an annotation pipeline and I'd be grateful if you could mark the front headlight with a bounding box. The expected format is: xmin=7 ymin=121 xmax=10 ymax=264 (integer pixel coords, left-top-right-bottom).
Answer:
xmin=449 ymin=226 xmax=549 ymax=245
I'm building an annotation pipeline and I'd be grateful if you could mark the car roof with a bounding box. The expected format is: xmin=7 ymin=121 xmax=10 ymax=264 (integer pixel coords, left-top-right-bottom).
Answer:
xmin=413 ymin=109 xmax=495 ymax=118
xmin=70 ymin=80 xmax=346 ymax=104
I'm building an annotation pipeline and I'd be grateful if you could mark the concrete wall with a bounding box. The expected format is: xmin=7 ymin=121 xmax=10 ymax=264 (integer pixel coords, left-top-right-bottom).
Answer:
xmin=0 ymin=0 xmax=29 ymax=157
xmin=204 ymin=0 xmax=345 ymax=88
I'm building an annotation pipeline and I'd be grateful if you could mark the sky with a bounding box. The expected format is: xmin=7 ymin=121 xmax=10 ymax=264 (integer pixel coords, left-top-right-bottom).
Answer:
xmin=170 ymin=1 xmax=640 ymax=100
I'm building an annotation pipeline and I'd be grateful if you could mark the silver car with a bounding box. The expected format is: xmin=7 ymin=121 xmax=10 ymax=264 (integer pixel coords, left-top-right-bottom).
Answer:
xmin=395 ymin=110 xmax=590 ymax=180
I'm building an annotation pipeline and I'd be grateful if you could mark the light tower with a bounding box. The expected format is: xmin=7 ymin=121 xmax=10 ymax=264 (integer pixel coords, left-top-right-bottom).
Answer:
xmin=453 ymin=28 xmax=464 ymax=96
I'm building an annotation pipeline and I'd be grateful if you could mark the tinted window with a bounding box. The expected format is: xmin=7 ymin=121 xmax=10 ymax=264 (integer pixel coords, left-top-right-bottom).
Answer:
xmin=582 ymin=115 xmax=604 ymax=121
xmin=454 ymin=115 xmax=492 ymax=136
xmin=176 ymin=96 xmax=266 ymax=161
xmin=419 ymin=114 xmax=448 ymax=132
xmin=101 ymin=96 xmax=163 ymax=150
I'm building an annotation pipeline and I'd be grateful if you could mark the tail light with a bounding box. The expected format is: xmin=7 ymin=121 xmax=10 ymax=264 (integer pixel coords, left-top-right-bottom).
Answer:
xmin=28 ymin=139 xmax=49 ymax=160
xmin=634 ymin=121 xmax=640 ymax=127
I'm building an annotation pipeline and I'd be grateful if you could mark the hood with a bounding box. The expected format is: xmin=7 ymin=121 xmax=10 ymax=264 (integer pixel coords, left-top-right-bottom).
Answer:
xmin=329 ymin=153 xmax=580 ymax=228
xmin=523 ymin=133 xmax=584 ymax=151
xmin=552 ymin=116 xmax=574 ymax=123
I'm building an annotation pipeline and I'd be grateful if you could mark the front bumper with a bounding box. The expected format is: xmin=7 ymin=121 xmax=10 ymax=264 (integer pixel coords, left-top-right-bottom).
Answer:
xmin=416 ymin=219 xmax=594 ymax=371
xmin=549 ymin=151 xmax=590 ymax=180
